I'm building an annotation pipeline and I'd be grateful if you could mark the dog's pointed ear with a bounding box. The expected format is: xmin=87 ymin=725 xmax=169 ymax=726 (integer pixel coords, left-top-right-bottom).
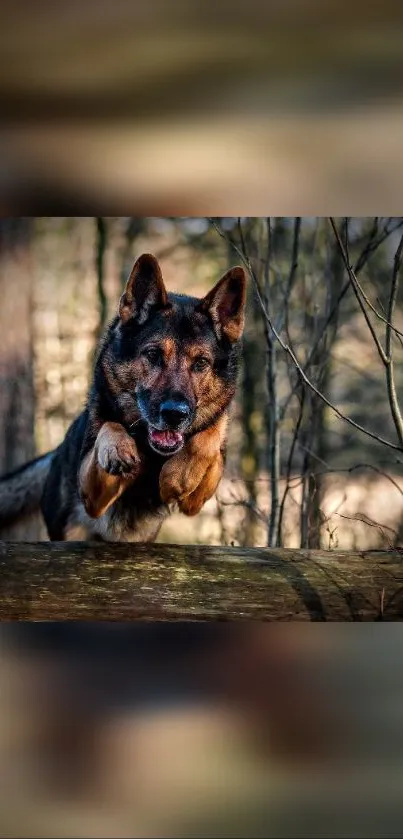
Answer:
xmin=198 ymin=266 xmax=246 ymax=343
xmin=119 ymin=254 xmax=168 ymax=324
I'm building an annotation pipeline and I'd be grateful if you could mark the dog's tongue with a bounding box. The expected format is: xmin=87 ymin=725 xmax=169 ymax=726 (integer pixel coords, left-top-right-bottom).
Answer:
xmin=149 ymin=429 xmax=183 ymax=449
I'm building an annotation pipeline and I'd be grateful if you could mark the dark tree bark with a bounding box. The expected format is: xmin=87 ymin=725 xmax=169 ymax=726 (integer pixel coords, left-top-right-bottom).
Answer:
xmin=0 ymin=542 xmax=400 ymax=621
xmin=299 ymin=236 xmax=343 ymax=549
xmin=95 ymin=217 xmax=107 ymax=340
xmin=0 ymin=218 xmax=42 ymax=539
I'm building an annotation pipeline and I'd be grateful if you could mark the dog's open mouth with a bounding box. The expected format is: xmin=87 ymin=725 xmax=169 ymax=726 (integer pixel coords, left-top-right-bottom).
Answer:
xmin=148 ymin=428 xmax=184 ymax=456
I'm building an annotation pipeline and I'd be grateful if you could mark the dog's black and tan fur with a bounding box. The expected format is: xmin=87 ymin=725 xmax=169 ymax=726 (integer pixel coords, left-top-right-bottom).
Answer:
xmin=0 ymin=254 xmax=246 ymax=542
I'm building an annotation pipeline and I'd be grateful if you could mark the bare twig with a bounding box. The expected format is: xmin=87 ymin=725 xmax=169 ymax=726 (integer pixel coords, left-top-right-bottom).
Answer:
xmin=313 ymin=462 xmax=403 ymax=498
xmin=380 ymin=587 xmax=385 ymax=619
xmin=385 ymin=233 xmax=403 ymax=447
xmin=354 ymin=217 xmax=403 ymax=274
xmin=330 ymin=218 xmax=403 ymax=343
xmin=279 ymin=278 xmax=351 ymax=421
xmin=281 ymin=217 xmax=403 ymax=419
xmin=329 ymin=218 xmax=389 ymax=364
xmin=235 ymin=217 xmax=281 ymax=547
xmin=375 ymin=293 xmax=403 ymax=352
xmin=284 ymin=217 xmax=301 ymax=346
xmin=263 ymin=219 xmax=280 ymax=547
xmin=218 ymin=495 xmax=268 ymax=525
xmin=334 ymin=512 xmax=397 ymax=547
xmin=95 ymin=217 xmax=107 ymax=335
xmin=332 ymin=220 xmax=403 ymax=446
xmin=283 ymin=349 xmax=402 ymax=451
xmin=210 ymin=218 xmax=403 ymax=452
xmin=277 ymin=389 xmax=305 ymax=546
xmin=353 ymin=217 xmax=379 ymax=272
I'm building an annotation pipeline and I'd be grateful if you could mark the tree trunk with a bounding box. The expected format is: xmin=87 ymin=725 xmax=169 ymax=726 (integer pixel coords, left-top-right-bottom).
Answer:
xmin=0 ymin=219 xmax=42 ymax=539
xmin=95 ymin=217 xmax=107 ymax=340
xmin=300 ymin=235 xmax=343 ymax=549
xmin=239 ymin=287 xmax=262 ymax=546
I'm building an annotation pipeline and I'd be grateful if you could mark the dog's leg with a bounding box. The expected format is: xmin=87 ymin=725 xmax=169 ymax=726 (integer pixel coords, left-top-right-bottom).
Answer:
xmin=79 ymin=422 xmax=142 ymax=519
xmin=159 ymin=414 xmax=227 ymax=514
xmin=178 ymin=455 xmax=224 ymax=516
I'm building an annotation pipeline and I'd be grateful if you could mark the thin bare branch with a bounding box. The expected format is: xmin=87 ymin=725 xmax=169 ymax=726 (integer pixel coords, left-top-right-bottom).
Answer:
xmin=330 ymin=218 xmax=403 ymax=343
xmin=277 ymin=389 xmax=305 ymax=546
xmin=262 ymin=219 xmax=280 ymax=547
xmin=353 ymin=217 xmax=379 ymax=273
xmin=277 ymin=217 xmax=403 ymax=422
xmin=313 ymin=463 xmax=403 ymax=497
xmin=329 ymin=218 xmax=389 ymax=364
xmin=210 ymin=218 xmax=403 ymax=452
xmin=354 ymin=217 xmax=403 ymax=274
xmin=218 ymin=495 xmax=268 ymax=525
xmin=334 ymin=512 xmax=397 ymax=547
xmin=284 ymin=217 xmax=301 ymax=347
xmin=332 ymin=220 xmax=403 ymax=446
xmin=385 ymin=232 xmax=403 ymax=446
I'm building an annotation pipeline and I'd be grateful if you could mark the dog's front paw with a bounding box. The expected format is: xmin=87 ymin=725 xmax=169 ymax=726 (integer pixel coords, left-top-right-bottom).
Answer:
xmin=96 ymin=424 xmax=141 ymax=477
xmin=177 ymin=458 xmax=223 ymax=516
xmin=159 ymin=454 xmax=206 ymax=505
xmin=159 ymin=451 xmax=223 ymax=515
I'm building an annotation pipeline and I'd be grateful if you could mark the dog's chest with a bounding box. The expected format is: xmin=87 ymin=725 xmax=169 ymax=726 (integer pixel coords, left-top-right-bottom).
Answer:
xmin=67 ymin=497 xmax=170 ymax=543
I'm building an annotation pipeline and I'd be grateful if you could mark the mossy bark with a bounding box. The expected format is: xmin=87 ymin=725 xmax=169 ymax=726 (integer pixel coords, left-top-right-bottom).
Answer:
xmin=0 ymin=543 xmax=401 ymax=621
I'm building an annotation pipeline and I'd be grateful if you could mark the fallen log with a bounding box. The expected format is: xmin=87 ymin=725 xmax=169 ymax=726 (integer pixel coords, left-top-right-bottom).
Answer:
xmin=0 ymin=542 xmax=403 ymax=621
xmin=0 ymin=542 xmax=402 ymax=621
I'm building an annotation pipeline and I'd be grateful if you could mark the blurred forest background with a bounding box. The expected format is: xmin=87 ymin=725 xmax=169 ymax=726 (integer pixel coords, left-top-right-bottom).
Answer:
xmin=1 ymin=215 xmax=403 ymax=548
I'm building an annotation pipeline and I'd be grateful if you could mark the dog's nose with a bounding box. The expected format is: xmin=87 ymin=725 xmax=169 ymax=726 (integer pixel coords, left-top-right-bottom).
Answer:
xmin=160 ymin=400 xmax=191 ymax=428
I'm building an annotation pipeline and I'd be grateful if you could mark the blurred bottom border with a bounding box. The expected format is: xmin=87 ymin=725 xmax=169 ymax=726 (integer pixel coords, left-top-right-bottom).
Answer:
xmin=0 ymin=623 xmax=402 ymax=837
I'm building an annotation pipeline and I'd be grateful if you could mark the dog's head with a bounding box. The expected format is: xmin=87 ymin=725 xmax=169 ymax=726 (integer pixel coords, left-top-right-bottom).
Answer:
xmin=100 ymin=253 xmax=246 ymax=456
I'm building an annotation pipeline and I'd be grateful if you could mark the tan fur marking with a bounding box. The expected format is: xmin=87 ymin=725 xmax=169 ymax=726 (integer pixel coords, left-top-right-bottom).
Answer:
xmin=179 ymin=456 xmax=223 ymax=516
xmin=159 ymin=413 xmax=228 ymax=512
xmin=161 ymin=338 xmax=175 ymax=361
xmin=188 ymin=412 xmax=228 ymax=458
xmin=186 ymin=345 xmax=213 ymax=363
xmin=79 ymin=422 xmax=141 ymax=519
xmin=63 ymin=524 xmax=90 ymax=541
xmin=192 ymin=373 xmax=233 ymax=425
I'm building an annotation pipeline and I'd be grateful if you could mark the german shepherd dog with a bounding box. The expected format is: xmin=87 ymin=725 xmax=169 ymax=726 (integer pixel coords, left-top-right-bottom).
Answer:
xmin=0 ymin=254 xmax=246 ymax=542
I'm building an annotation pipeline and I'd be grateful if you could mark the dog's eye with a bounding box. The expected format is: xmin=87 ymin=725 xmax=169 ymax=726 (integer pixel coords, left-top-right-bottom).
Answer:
xmin=143 ymin=347 xmax=161 ymax=364
xmin=192 ymin=356 xmax=210 ymax=372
